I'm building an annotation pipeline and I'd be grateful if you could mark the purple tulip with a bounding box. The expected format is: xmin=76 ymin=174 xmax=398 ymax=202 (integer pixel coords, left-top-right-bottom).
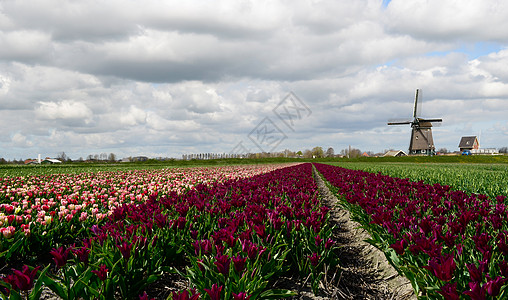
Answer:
xmin=463 ymin=281 xmax=486 ymax=300
xmin=232 ymin=254 xmax=247 ymax=273
xmin=117 ymin=241 xmax=133 ymax=260
xmin=171 ymin=289 xmax=200 ymax=300
xmin=308 ymin=252 xmax=321 ymax=267
xmin=204 ymin=283 xmax=223 ymax=300
xmin=233 ymin=292 xmax=252 ymax=300
xmin=92 ymin=264 xmax=108 ymax=281
xmin=484 ymin=275 xmax=506 ymax=297
xmin=50 ymin=246 xmax=71 ymax=269
xmin=390 ymin=239 xmax=407 ymax=255
xmin=466 ymin=263 xmax=483 ymax=282
xmin=437 ymin=282 xmax=460 ymax=300
xmin=214 ymin=254 xmax=230 ymax=276
xmin=3 ymin=265 xmax=40 ymax=292
xmin=72 ymin=246 xmax=90 ymax=264
xmin=423 ymin=254 xmax=456 ymax=282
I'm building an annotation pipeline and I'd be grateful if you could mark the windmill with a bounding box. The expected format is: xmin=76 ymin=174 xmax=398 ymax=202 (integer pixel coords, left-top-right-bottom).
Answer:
xmin=388 ymin=89 xmax=442 ymax=155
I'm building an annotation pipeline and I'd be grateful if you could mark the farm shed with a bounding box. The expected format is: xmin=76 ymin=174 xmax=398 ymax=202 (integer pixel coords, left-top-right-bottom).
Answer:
xmin=458 ymin=136 xmax=479 ymax=152
xmin=41 ymin=158 xmax=62 ymax=164
xmin=383 ymin=150 xmax=407 ymax=157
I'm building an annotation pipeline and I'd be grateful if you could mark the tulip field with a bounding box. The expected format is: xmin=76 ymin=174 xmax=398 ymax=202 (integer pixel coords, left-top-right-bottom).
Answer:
xmin=0 ymin=163 xmax=338 ymax=299
xmin=330 ymin=162 xmax=508 ymax=200
xmin=314 ymin=162 xmax=508 ymax=299
xmin=1 ymin=160 xmax=508 ymax=299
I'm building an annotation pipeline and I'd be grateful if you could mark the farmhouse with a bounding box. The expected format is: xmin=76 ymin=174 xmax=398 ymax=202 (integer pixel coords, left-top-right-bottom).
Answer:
xmin=383 ymin=150 xmax=407 ymax=157
xmin=458 ymin=136 xmax=479 ymax=152
xmin=458 ymin=136 xmax=498 ymax=155
xmin=24 ymin=159 xmax=39 ymax=165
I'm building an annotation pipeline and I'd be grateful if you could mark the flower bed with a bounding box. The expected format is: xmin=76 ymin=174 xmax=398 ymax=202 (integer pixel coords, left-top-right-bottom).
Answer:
xmin=0 ymin=165 xmax=293 ymax=265
xmin=314 ymin=162 xmax=508 ymax=299
xmin=1 ymin=163 xmax=337 ymax=299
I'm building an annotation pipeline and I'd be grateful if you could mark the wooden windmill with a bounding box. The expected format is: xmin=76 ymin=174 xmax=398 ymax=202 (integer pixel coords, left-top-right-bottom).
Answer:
xmin=388 ymin=89 xmax=442 ymax=155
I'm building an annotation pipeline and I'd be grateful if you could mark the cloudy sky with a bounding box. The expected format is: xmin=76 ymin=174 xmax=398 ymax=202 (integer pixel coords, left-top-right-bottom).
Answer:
xmin=1 ymin=0 xmax=508 ymax=160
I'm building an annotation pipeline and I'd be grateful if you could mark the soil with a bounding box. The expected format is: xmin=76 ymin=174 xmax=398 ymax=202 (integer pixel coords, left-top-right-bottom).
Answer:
xmin=306 ymin=166 xmax=416 ymax=300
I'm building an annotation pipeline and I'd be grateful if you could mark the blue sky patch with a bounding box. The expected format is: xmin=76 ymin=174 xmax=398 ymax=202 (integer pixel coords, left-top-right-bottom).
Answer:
xmin=426 ymin=42 xmax=504 ymax=59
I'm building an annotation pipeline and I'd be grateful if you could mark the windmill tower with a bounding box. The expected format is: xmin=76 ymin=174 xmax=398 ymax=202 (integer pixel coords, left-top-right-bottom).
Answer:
xmin=388 ymin=89 xmax=442 ymax=155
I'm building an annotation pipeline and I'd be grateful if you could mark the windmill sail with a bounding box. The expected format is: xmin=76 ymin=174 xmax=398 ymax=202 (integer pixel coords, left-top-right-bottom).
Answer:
xmin=387 ymin=89 xmax=442 ymax=155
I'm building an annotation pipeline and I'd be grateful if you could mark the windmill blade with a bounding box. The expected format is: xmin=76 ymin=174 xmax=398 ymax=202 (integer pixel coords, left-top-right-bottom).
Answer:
xmin=420 ymin=118 xmax=442 ymax=123
xmin=388 ymin=121 xmax=411 ymax=125
xmin=388 ymin=118 xmax=412 ymax=125
xmin=419 ymin=118 xmax=442 ymax=127
xmin=412 ymin=89 xmax=420 ymax=118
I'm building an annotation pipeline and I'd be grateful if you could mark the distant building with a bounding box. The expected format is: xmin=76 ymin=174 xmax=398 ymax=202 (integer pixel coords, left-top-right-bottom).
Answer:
xmin=24 ymin=159 xmax=39 ymax=165
xmin=459 ymin=136 xmax=498 ymax=155
xmin=131 ymin=156 xmax=149 ymax=162
xmin=383 ymin=150 xmax=407 ymax=157
xmin=458 ymin=136 xmax=479 ymax=152
xmin=41 ymin=158 xmax=62 ymax=164
xmin=471 ymin=148 xmax=498 ymax=155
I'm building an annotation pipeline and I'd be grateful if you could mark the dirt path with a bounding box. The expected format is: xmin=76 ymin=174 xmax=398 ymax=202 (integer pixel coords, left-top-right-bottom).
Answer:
xmin=309 ymin=166 xmax=415 ymax=300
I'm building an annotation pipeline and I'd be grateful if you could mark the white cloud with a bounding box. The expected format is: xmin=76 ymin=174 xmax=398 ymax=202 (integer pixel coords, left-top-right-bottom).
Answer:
xmin=0 ymin=75 xmax=10 ymax=95
xmin=11 ymin=133 xmax=33 ymax=148
xmin=1 ymin=0 xmax=508 ymax=159
xmin=120 ymin=106 xmax=147 ymax=126
xmin=475 ymin=49 xmax=508 ymax=82
xmin=36 ymin=100 xmax=93 ymax=122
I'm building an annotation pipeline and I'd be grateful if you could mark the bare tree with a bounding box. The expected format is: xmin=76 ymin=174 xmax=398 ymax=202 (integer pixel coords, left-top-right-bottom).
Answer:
xmin=341 ymin=147 xmax=361 ymax=158
xmin=325 ymin=147 xmax=335 ymax=158
xmin=108 ymin=153 xmax=117 ymax=162
xmin=499 ymin=147 xmax=508 ymax=153
xmin=438 ymin=148 xmax=448 ymax=154
xmin=57 ymin=152 xmax=68 ymax=162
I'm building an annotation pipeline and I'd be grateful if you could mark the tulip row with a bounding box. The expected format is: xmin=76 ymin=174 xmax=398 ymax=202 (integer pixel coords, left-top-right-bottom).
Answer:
xmin=0 ymin=165 xmax=293 ymax=264
xmin=314 ymin=162 xmax=508 ymax=299
xmin=332 ymin=162 xmax=508 ymax=200
xmin=1 ymin=163 xmax=337 ymax=299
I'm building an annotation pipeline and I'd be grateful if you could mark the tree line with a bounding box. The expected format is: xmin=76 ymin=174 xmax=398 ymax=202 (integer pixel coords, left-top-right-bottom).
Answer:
xmin=2 ymin=146 xmax=508 ymax=165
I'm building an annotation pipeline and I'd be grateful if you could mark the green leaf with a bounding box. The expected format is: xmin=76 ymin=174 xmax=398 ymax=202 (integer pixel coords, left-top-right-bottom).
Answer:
xmin=71 ymin=268 xmax=94 ymax=297
xmin=41 ymin=274 xmax=68 ymax=300
xmin=29 ymin=264 xmax=51 ymax=300
xmin=258 ymin=289 xmax=297 ymax=299
xmin=385 ymin=248 xmax=401 ymax=271
xmin=8 ymin=290 xmax=23 ymax=300
xmin=0 ymin=238 xmax=23 ymax=260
